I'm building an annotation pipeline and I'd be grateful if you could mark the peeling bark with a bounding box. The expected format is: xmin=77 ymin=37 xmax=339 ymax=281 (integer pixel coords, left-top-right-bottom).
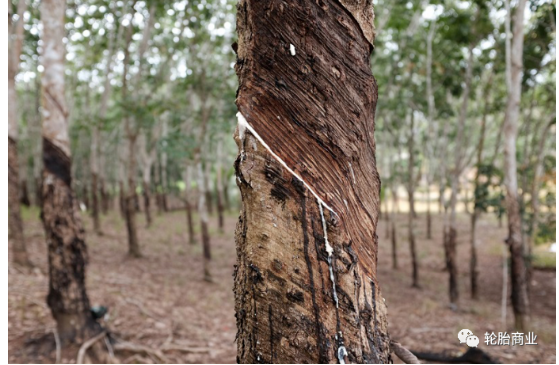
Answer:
xmin=233 ymin=1 xmax=389 ymax=363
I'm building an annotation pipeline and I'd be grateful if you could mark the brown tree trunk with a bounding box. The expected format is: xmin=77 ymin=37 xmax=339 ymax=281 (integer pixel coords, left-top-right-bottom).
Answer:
xmin=216 ymin=140 xmax=225 ymax=232
xmin=392 ymin=222 xmax=398 ymax=270
xmin=143 ymin=181 xmax=152 ymax=228
xmin=407 ymin=112 xmax=419 ymax=288
xmin=100 ymin=178 xmax=109 ymax=214
xmin=184 ymin=165 xmax=196 ymax=245
xmin=119 ymin=180 xmax=125 ymax=219
xmin=426 ymin=204 xmax=432 ymax=240
xmin=91 ymin=173 xmax=101 ymax=234
xmin=40 ymin=0 xmax=99 ymax=343
xmin=197 ymin=162 xmax=212 ymax=282
xmin=233 ymin=1 xmax=390 ymax=363
xmin=82 ymin=185 xmax=90 ymax=211
xmin=9 ymin=139 xmax=32 ymax=268
xmin=470 ymin=212 xmax=479 ymax=299
xmin=20 ymin=179 xmax=31 ymax=207
xmin=8 ymin=0 xmax=32 ymax=268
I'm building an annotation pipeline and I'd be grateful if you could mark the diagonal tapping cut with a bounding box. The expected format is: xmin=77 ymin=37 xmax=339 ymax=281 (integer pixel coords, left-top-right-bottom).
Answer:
xmin=237 ymin=112 xmax=338 ymax=216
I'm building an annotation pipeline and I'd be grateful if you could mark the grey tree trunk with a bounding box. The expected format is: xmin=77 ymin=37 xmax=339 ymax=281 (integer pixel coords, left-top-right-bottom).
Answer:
xmin=503 ymin=0 xmax=530 ymax=331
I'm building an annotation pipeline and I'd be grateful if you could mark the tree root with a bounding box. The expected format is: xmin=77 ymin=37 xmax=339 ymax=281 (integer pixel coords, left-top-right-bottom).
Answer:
xmin=390 ymin=341 xmax=421 ymax=364
xmin=77 ymin=330 xmax=107 ymax=364
xmin=411 ymin=347 xmax=500 ymax=364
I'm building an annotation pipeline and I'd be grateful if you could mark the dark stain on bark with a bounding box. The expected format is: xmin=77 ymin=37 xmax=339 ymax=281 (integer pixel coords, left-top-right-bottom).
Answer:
xmin=265 ymin=159 xmax=290 ymax=203
xmin=43 ymin=138 xmax=72 ymax=187
xmin=300 ymin=193 xmax=329 ymax=363
xmin=286 ymin=289 xmax=305 ymax=303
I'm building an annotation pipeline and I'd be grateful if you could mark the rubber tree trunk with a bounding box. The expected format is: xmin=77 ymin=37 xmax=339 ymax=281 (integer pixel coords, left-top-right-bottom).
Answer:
xmin=446 ymin=46 xmax=474 ymax=307
xmin=233 ymin=1 xmax=390 ymax=363
xmin=125 ymin=137 xmax=141 ymax=258
xmin=8 ymin=0 xmax=32 ymax=268
xmin=407 ymin=112 xmax=419 ymax=288
xmin=216 ymin=140 xmax=225 ymax=232
xmin=503 ymin=0 xmax=529 ymax=331
xmin=183 ymin=165 xmax=196 ymax=245
xmin=392 ymin=222 xmax=398 ymax=270
xmin=142 ymin=181 xmax=152 ymax=228
xmin=197 ymin=162 xmax=212 ymax=281
xmin=40 ymin=0 xmax=99 ymax=343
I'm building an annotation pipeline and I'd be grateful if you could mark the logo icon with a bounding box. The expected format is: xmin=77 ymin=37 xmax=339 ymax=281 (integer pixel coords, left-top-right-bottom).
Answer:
xmin=458 ymin=329 xmax=479 ymax=347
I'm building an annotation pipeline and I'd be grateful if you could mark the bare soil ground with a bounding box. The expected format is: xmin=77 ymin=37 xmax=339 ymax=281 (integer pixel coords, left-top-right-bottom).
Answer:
xmin=377 ymin=212 xmax=556 ymax=364
xmin=9 ymin=207 xmax=556 ymax=363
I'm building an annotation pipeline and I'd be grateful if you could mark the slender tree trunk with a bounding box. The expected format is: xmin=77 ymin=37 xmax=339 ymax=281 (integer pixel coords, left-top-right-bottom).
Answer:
xmin=143 ymin=181 xmax=152 ymax=228
xmin=8 ymin=0 xmax=32 ymax=268
xmin=40 ymin=0 xmax=99 ymax=342
xmin=197 ymin=162 xmax=212 ymax=282
xmin=184 ymin=165 xmax=196 ymax=245
xmin=216 ymin=140 xmax=225 ymax=232
xmin=204 ymin=158 xmax=213 ymax=215
xmin=233 ymin=1 xmax=390 ymax=362
xmin=528 ymin=117 xmax=554 ymax=255
xmin=91 ymin=173 xmax=101 ymax=233
xmin=119 ymin=180 xmax=125 ymax=219
xmin=470 ymin=70 xmax=493 ymax=300
xmin=125 ymin=136 xmax=141 ymax=258
xmin=392 ymin=222 xmax=398 ymax=270
xmin=504 ymin=0 xmax=529 ymax=331
xmin=100 ymin=178 xmax=109 ymax=214
xmin=446 ymin=46 xmax=474 ymax=307
xmin=407 ymin=112 xmax=419 ymax=288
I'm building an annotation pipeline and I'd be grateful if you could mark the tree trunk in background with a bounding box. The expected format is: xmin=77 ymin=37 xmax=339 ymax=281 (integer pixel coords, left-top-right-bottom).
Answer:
xmin=392 ymin=222 xmax=398 ymax=270
xmin=143 ymin=181 xmax=152 ymax=228
xmin=100 ymin=178 xmax=109 ymax=214
xmin=446 ymin=46 xmax=473 ymax=307
xmin=9 ymin=0 xmax=32 ymax=268
xmin=233 ymin=1 xmax=390 ymax=363
xmin=470 ymin=71 xmax=493 ymax=300
xmin=184 ymin=165 xmax=196 ymax=245
xmin=119 ymin=180 xmax=125 ymax=218
xmin=197 ymin=162 xmax=212 ymax=281
xmin=204 ymin=156 xmax=213 ymax=215
xmin=160 ymin=119 xmax=169 ymax=212
xmin=40 ymin=0 xmax=99 ymax=343
xmin=125 ymin=136 xmax=141 ymax=257
xmin=407 ymin=112 xmax=419 ymax=288
xmin=82 ymin=185 xmax=90 ymax=210
xmin=504 ymin=0 xmax=529 ymax=331
xmin=528 ymin=117 xmax=554 ymax=257
xmin=216 ymin=139 xmax=225 ymax=232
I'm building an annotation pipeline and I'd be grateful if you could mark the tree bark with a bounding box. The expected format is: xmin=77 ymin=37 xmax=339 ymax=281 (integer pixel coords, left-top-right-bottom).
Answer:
xmin=8 ymin=0 xmax=32 ymax=268
xmin=470 ymin=70 xmax=493 ymax=300
xmin=407 ymin=112 xmax=419 ymax=288
xmin=183 ymin=164 xmax=196 ymax=245
xmin=40 ymin=0 xmax=99 ymax=343
xmin=392 ymin=222 xmax=398 ymax=270
xmin=197 ymin=162 xmax=212 ymax=282
xmin=446 ymin=46 xmax=474 ymax=307
xmin=504 ymin=0 xmax=529 ymax=331
xmin=216 ymin=139 xmax=225 ymax=232
xmin=233 ymin=1 xmax=390 ymax=363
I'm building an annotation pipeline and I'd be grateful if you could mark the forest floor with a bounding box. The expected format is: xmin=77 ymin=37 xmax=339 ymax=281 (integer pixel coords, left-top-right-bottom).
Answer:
xmin=8 ymin=206 xmax=556 ymax=364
